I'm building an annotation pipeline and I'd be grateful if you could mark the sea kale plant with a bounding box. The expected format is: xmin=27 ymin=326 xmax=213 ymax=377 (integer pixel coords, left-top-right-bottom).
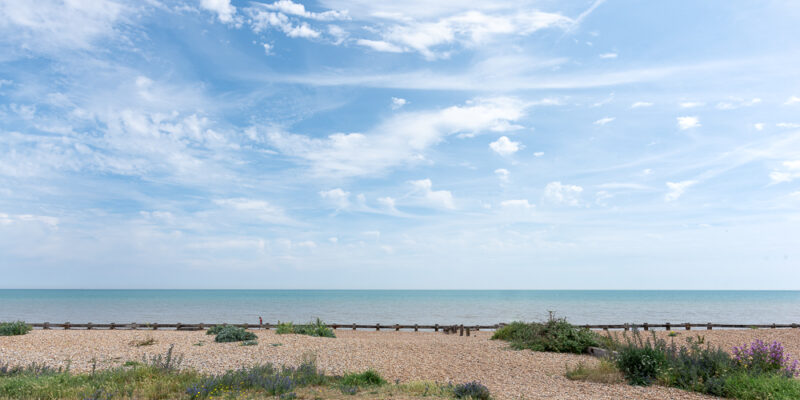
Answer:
xmin=0 ymin=321 xmax=32 ymax=336
xmin=452 ymin=381 xmax=491 ymax=400
xmin=491 ymin=315 xmax=599 ymax=354
xmin=732 ymin=339 xmax=800 ymax=377
xmin=213 ymin=326 xmax=257 ymax=343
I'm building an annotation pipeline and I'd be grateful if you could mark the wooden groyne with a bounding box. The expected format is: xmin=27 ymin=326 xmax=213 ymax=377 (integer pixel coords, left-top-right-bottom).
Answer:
xmin=24 ymin=322 xmax=800 ymax=332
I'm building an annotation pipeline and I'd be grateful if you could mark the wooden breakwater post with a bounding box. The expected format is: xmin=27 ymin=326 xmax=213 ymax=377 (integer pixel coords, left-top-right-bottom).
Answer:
xmin=665 ymin=322 xmax=671 ymax=331
xmin=707 ymin=322 xmax=712 ymax=330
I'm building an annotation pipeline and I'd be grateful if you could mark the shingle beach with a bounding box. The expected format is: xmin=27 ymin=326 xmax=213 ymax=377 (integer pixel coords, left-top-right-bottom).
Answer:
xmin=11 ymin=329 xmax=797 ymax=399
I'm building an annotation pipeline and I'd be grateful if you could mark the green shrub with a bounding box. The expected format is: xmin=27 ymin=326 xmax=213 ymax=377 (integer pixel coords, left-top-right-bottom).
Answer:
xmin=722 ymin=372 xmax=800 ymax=400
xmin=614 ymin=333 xmax=669 ymax=386
xmin=275 ymin=319 xmax=335 ymax=338
xmin=205 ymin=325 xmax=225 ymax=335
xmin=0 ymin=321 xmax=32 ymax=336
xmin=341 ymin=369 xmax=386 ymax=387
xmin=491 ymin=318 xmax=598 ymax=354
xmin=565 ymin=360 xmax=625 ymax=384
xmin=662 ymin=337 xmax=733 ymax=396
xmin=213 ymin=326 xmax=257 ymax=343
xmin=452 ymin=381 xmax=491 ymax=400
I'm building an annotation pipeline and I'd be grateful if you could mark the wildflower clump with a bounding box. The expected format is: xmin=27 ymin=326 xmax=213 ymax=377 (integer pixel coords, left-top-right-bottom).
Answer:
xmin=732 ymin=339 xmax=800 ymax=377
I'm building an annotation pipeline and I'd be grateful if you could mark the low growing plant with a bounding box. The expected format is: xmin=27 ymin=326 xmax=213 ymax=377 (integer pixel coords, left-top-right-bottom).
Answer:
xmin=565 ymin=360 xmax=625 ymax=384
xmin=732 ymin=339 xmax=800 ymax=377
xmin=341 ymin=369 xmax=386 ymax=387
xmin=213 ymin=326 xmax=257 ymax=343
xmin=491 ymin=316 xmax=598 ymax=354
xmin=275 ymin=319 xmax=336 ymax=338
xmin=452 ymin=381 xmax=491 ymax=400
xmin=0 ymin=321 xmax=32 ymax=336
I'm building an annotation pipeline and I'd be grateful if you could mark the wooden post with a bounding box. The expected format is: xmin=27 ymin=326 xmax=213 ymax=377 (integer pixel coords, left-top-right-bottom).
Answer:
xmin=64 ymin=322 xmax=71 ymax=330
xmin=685 ymin=323 xmax=691 ymax=331
xmin=131 ymin=322 xmax=137 ymax=330
xmin=153 ymin=323 xmax=158 ymax=330
xmin=199 ymin=323 xmax=204 ymax=330
xmin=87 ymin=322 xmax=93 ymax=330
xmin=434 ymin=324 xmax=439 ymax=332
xmin=666 ymin=322 xmax=671 ymax=331
xmin=414 ymin=324 xmax=418 ymax=332
xmin=395 ymin=324 xmax=400 ymax=331
xmin=643 ymin=323 xmax=649 ymax=331
xmin=459 ymin=325 xmax=464 ymax=336
xmin=376 ymin=323 xmax=380 ymax=331
xmin=43 ymin=322 xmax=50 ymax=330
xmin=624 ymin=323 xmax=629 ymax=332
xmin=176 ymin=323 xmax=182 ymax=331
xmin=466 ymin=327 xmax=470 ymax=336
xmin=332 ymin=324 xmax=339 ymax=330
xmin=265 ymin=323 xmax=270 ymax=330
xmin=352 ymin=323 xmax=356 ymax=331
xmin=707 ymin=323 xmax=712 ymax=330
xmin=110 ymin=322 xmax=116 ymax=330
xmin=772 ymin=323 xmax=776 ymax=329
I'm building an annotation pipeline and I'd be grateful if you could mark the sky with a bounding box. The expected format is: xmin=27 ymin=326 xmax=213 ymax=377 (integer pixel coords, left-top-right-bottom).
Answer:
xmin=1 ymin=0 xmax=799 ymax=289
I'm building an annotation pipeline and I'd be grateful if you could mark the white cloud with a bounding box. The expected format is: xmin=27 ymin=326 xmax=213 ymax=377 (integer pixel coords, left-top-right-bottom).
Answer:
xmin=599 ymin=52 xmax=617 ymax=59
xmin=352 ymin=9 xmax=573 ymax=59
xmin=258 ymin=0 xmax=348 ymax=21
xmin=262 ymin=43 xmax=273 ymax=54
xmin=494 ymin=168 xmax=510 ymax=183
xmin=409 ymin=179 xmax=455 ymax=209
xmin=0 ymin=213 xmax=59 ymax=228
xmin=266 ymin=97 xmax=526 ymax=177
xmin=754 ymin=123 xmax=765 ymax=131
xmin=715 ymin=97 xmax=761 ymax=110
xmin=377 ymin=196 xmax=398 ymax=212
xmin=500 ymin=199 xmax=534 ymax=209
xmin=769 ymin=160 xmax=800 ymax=184
xmin=489 ymin=136 xmax=523 ymax=156
xmin=776 ymin=123 xmax=800 ymax=128
xmin=533 ymin=151 xmax=544 ymax=157
xmin=356 ymin=39 xmax=404 ymax=52
xmin=631 ymin=101 xmax=653 ymax=108
xmin=248 ymin=9 xmax=321 ymax=38
xmin=544 ymin=182 xmax=583 ymax=206
xmin=213 ymin=198 xmax=293 ymax=224
xmin=784 ymin=96 xmax=800 ymax=105
xmin=677 ymin=116 xmax=700 ymax=130
xmin=319 ymin=188 xmax=351 ymax=209
xmin=0 ymin=79 xmax=12 ymax=88
xmin=391 ymin=97 xmax=407 ymax=109
xmin=0 ymin=0 xmax=128 ymax=52
xmin=327 ymin=25 xmax=348 ymax=44
xmin=201 ymin=0 xmax=237 ymax=24
xmin=594 ymin=117 xmax=615 ymax=125
xmin=665 ymin=180 xmax=697 ymax=202
xmin=679 ymin=102 xmax=705 ymax=108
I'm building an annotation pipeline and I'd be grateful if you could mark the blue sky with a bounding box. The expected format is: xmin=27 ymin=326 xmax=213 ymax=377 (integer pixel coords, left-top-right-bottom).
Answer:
xmin=1 ymin=0 xmax=799 ymax=289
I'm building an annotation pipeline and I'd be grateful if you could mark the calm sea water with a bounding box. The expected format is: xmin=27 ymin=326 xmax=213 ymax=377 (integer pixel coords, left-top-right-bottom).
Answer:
xmin=1 ymin=290 xmax=799 ymax=325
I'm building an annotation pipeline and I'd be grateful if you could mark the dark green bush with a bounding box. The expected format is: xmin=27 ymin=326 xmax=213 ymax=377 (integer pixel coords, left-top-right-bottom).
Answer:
xmin=0 ymin=321 xmax=32 ymax=336
xmin=275 ymin=319 xmax=335 ymax=338
xmin=341 ymin=369 xmax=386 ymax=387
xmin=662 ymin=337 xmax=733 ymax=395
xmin=205 ymin=325 xmax=226 ymax=335
xmin=491 ymin=318 xmax=598 ymax=354
xmin=213 ymin=326 xmax=257 ymax=343
xmin=616 ymin=345 xmax=668 ymax=386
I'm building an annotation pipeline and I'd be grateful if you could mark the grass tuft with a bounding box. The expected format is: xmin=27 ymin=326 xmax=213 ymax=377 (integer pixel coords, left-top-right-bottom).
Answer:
xmin=341 ymin=369 xmax=387 ymax=387
xmin=565 ymin=360 xmax=625 ymax=384
xmin=0 ymin=321 xmax=32 ymax=336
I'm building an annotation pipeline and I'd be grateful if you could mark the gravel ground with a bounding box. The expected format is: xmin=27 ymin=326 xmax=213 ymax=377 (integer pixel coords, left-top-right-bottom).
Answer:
xmin=9 ymin=328 xmax=798 ymax=399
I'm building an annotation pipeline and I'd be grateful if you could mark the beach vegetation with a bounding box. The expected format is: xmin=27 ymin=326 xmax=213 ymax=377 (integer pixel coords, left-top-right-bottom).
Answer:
xmin=213 ymin=326 xmax=257 ymax=343
xmin=130 ymin=336 xmax=156 ymax=347
xmin=565 ymin=360 xmax=624 ymax=384
xmin=451 ymin=381 xmax=491 ymax=400
xmin=205 ymin=325 xmax=227 ymax=335
xmin=240 ymin=339 xmax=258 ymax=346
xmin=0 ymin=321 xmax=32 ymax=336
xmin=491 ymin=317 xmax=598 ymax=354
xmin=275 ymin=318 xmax=336 ymax=338
xmin=341 ymin=369 xmax=386 ymax=387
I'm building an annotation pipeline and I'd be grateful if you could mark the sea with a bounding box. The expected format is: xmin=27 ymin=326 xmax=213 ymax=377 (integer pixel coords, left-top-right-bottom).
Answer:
xmin=1 ymin=290 xmax=799 ymax=325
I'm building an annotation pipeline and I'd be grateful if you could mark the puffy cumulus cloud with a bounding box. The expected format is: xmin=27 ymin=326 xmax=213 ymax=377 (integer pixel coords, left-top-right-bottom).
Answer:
xmin=544 ymin=182 xmax=583 ymax=206
xmin=248 ymin=10 xmax=320 ymax=38
xmin=494 ymin=168 xmax=510 ymax=183
xmin=409 ymin=179 xmax=455 ymax=209
xmin=266 ymin=97 xmax=526 ymax=177
xmin=489 ymin=136 xmax=523 ymax=156
xmin=201 ymin=0 xmax=238 ymax=24
xmin=665 ymin=180 xmax=697 ymax=202
xmin=677 ymin=116 xmax=700 ymax=130
xmin=377 ymin=196 xmax=398 ymax=212
xmin=319 ymin=188 xmax=351 ymax=209
xmin=769 ymin=160 xmax=800 ymax=184
xmin=594 ymin=117 xmax=615 ymax=125
xmin=391 ymin=97 xmax=408 ymax=109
